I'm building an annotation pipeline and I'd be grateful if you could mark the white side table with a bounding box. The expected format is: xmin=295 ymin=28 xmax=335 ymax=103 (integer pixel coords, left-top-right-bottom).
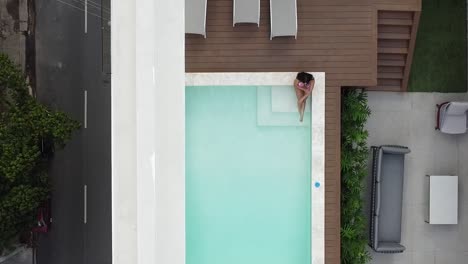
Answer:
xmin=425 ymin=175 xmax=458 ymax=224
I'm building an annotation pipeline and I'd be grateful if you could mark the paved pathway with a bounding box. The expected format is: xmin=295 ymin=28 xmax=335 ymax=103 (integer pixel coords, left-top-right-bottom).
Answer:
xmin=0 ymin=0 xmax=28 ymax=70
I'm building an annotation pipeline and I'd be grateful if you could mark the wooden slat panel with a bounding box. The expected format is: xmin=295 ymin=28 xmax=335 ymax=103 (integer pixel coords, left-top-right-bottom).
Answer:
xmin=378 ymin=32 xmax=411 ymax=40
xmin=325 ymin=86 xmax=341 ymax=264
xmin=378 ymin=10 xmax=414 ymax=19
xmin=205 ymin=24 xmax=373 ymax=32
xmin=378 ymin=25 xmax=411 ymax=33
xmin=186 ymin=0 xmax=375 ymax=86
xmin=374 ymin=0 xmax=421 ymax=11
xmin=378 ymin=18 xmax=413 ymax=26
xmin=370 ymin=7 xmax=378 ymax=87
xmin=378 ymin=53 xmax=406 ymax=61
xmin=378 ymin=66 xmax=404 ymax=73
xmin=378 ymin=72 xmax=403 ymax=79
xmin=377 ymin=39 xmax=409 ymax=48
xmin=401 ymin=11 xmax=420 ymax=91
xmin=187 ymin=49 xmax=372 ymax=57
xmin=206 ymin=18 xmax=370 ymax=26
xmin=187 ymin=56 xmax=370 ymax=63
xmin=187 ymin=42 xmax=371 ymax=51
xmin=187 ymin=36 xmax=371 ymax=44
xmin=378 ymin=59 xmax=405 ymax=66
xmin=377 ymin=47 xmax=408 ymax=54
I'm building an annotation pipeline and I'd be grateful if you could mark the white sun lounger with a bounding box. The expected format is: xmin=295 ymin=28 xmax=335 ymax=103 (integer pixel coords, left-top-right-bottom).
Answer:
xmin=270 ymin=0 xmax=297 ymax=39
xmin=436 ymin=101 xmax=468 ymax=134
xmin=233 ymin=0 xmax=260 ymax=26
xmin=186 ymin=0 xmax=207 ymax=37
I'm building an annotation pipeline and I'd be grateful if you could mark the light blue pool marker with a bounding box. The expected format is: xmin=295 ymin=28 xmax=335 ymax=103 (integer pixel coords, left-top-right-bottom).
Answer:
xmin=314 ymin=181 xmax=321 ymax=188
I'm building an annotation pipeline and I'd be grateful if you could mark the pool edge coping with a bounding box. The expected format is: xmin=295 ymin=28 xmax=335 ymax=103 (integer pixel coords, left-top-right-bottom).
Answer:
xmin=186 ymin=72 xmax=326 ymax=264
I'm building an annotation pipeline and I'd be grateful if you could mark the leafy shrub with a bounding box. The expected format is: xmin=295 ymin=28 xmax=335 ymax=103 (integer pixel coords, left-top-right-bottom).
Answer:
xmin=0 ymin=53 xmax=80 ymax=252
xmin=341 ymin=89 xmax=371 ymax=264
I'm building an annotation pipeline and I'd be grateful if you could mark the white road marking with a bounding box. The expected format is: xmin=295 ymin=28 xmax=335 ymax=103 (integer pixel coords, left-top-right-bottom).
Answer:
xmin=84 ymin=185 xmax=87 ymax=224
xmin=84 ymin=0 xmax=87 ymax=33
xmin=84 ymin=90 xmax=88 ymax=129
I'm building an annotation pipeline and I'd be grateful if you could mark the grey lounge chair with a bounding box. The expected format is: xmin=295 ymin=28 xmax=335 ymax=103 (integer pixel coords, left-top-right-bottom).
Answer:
xmin=369 ymin=145 xmax=411 ymax=253
xmin=186 ymin=0 xmax=207 ymax=37
xmin=233 ymin=0 xmax=260 ymax=26
xmin=270 ymin=0 xmax=297 ymax=39
xmin=436 ymin=101 xmax=468 ymax=134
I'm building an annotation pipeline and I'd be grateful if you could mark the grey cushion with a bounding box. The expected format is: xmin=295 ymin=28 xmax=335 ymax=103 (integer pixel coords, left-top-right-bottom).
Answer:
xmin=185 ymin=0 xmax=207 ymax=37
xmin=369 ymin=145 xmax=410 ymax=253
xmin=270 ymin=0 xmax=297 ymax=39
xmin=233 ymin=0 xmax=260 ymax=26
xmin=378 ymin=153 xmax=404 ymax=242
xmin=374 ymin=242 xmax=406 ymax=253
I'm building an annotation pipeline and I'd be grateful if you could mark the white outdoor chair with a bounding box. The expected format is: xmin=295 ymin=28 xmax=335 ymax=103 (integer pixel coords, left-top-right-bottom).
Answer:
xmin=270 ymin=0 xmax=297 ymax=39
xmin=186 ymin=0 xmax=207 ymax=37
xmin=233 ymin=0 xmax=260 ymax=26
xmin=436 ymin=101 xmax=468 ymax=134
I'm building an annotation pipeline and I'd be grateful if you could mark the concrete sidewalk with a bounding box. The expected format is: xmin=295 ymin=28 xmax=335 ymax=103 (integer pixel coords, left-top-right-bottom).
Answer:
xmin=0 ymin=0 xmax=29 ymax=70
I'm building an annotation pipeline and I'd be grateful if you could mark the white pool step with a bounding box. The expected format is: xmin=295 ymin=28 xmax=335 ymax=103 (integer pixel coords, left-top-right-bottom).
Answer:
xmin=257 ymin=86 xmax=311 ymax=127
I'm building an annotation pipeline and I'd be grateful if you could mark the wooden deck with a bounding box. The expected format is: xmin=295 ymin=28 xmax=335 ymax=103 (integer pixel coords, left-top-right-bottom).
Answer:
xmin=185 ymin=0 xmax=421 ymax=262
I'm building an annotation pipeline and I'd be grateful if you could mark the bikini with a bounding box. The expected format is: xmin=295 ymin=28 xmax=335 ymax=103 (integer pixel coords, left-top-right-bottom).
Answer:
xmin=297 ymin=81 xmax=312 ymax=91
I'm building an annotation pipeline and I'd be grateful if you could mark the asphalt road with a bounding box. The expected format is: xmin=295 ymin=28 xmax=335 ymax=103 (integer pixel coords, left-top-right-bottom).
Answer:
xmin=34 ymin=0 xmax=111 ymax=263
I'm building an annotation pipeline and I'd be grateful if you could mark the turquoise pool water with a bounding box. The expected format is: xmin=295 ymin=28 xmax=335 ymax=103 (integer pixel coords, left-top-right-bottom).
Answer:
xmin=186 ymin=86 xmax=311 ymax=264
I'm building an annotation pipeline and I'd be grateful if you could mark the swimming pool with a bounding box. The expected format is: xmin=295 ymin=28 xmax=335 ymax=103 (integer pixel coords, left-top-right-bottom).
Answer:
xmin=186 ymin=82 xmax=317 ymax=264
xmin=183 ymin=72 xmax=325 ymax=264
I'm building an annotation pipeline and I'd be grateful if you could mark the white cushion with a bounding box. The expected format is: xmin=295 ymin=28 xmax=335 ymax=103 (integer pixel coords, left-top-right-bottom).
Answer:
xmin=446 ymin=102 xmax=468 ymax=115
xmin=441 ymin=114 xmax=467 ymax=134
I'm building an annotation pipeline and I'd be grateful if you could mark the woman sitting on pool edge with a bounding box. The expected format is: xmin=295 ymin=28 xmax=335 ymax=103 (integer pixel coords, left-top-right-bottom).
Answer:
xmin=294 ymin=72 xmax=315 ymax=122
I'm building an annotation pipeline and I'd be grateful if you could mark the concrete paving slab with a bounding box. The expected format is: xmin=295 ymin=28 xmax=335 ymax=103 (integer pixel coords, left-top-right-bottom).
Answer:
xmin=367 ymin=91 xmax=468 ymax=264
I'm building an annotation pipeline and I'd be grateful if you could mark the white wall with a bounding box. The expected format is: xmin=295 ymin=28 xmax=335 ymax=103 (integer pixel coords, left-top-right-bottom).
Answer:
xmin=111 ymin=0 xmax=137 ymax=263
xmin=153 ymin=0 xmax=185 ymax=263
xmin=111 ymin=0 xmax=185 ymax=263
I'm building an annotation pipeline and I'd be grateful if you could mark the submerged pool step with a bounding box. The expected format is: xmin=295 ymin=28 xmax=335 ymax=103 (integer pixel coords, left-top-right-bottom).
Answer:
xmin=257 ymin=86 xmax=310 ymax=127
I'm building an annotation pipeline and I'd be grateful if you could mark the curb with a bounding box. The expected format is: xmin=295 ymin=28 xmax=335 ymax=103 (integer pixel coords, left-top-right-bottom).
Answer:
xmin=25 ymin=0 xmax=35 ymax=96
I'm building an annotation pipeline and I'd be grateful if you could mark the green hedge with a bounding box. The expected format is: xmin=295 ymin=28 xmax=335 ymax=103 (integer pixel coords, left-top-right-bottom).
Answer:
xmin=0 ymin=54 xmax=80 ymax=252
xmin=341 ymin=89 xmax=371 ymax=264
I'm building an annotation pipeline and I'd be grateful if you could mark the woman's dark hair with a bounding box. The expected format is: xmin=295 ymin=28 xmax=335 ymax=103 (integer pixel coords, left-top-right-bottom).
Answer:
xmin=296 ymin=72 xmax=314 ymax=83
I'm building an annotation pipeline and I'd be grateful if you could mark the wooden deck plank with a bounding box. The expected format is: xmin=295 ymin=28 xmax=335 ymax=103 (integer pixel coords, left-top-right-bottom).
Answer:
xmin=378 ymin=32 xmax=411 ymax=40
xmin=186 ymin=56 xmax=371 ymax=63
xmin=378 ymin=25 xmax=411 ymax=34
xmin=186 ymin=0 xmax=375 ymax=86
xmin=325 ymin=86 xmax=341 ymax=264
xmin=187 ymin=36 xmax=371 ymax=44
xmin=378 ymin=18 xmax=413 ymax=26
xmin=378 ymin=39 xmax=409 ymax=48
xmin=378 ymin=66 xmax=404 ymax=73
xmin=378 ymin=59 xmax=405 ymax=66
xmin=377 ymin=47 xmax=408 ymax=54
xmin=187 ymin=43 xmax=372 ymax=51
xmin=378 ymin=72 xmax=403 ymax=79
xmin=401 ymin=11 xmax=420 ymax=91
xmin=378 ymin=53 xmax=406 ymax=60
